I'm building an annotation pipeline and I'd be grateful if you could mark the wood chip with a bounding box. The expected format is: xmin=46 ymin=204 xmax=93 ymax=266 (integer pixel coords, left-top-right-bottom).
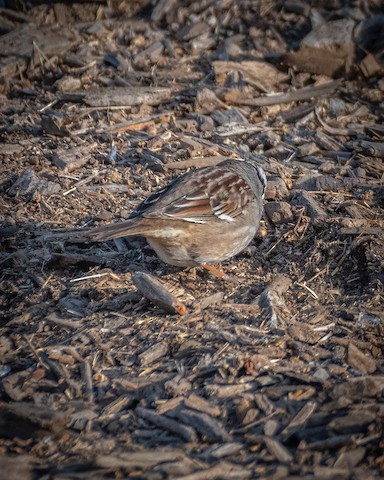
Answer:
xmin=291 ymin=190 xmax=327 ymax=219
xmin=264 ymin=436 xmax=293 ymax=463
xmin=95 ymin=449 xmax=186 ymax=470
xmin=84 ymin=86 xmax=172 ymax=107
xmin=0 ymin=401 xmax=69 ymax=438
xmin=172 ymin=461 xmax=251 ymax=480
xmin=51 ymin=145 xmax=95 ymax=172
xmin=0 ymin=456 xmax=32 ymax=480
xmin=281 ymin=401 xmax=317 ymax=438
xmin=136 ymin=406 xmax=198 ymax=442
xmin=138 ymin=340 xmax=170 ymax=366
xmin=347 ymin=342 xmax=377 ymax=374
xmin=132 ymin=271 xmax=187 ymax=315
xmin=172 ymin=408 xmax=232 ymax=443
xmin=332 ymin=376 xmax=384 ymax=400
xmin=284 ymin=19 xmax=355 ymax=76
xmin=184 ymin=393 xmax=222 ymax=417
xmin=213 ymin=60 xmax=288 ymax=88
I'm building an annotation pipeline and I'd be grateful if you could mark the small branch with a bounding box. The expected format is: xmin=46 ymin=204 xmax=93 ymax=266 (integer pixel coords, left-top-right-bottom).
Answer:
xmin=233 ymin=79 xmax=342 ymax=106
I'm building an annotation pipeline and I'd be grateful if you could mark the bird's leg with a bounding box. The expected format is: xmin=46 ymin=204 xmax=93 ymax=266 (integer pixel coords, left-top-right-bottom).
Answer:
xmin=201 ymin=263 xmax=227 ymax=279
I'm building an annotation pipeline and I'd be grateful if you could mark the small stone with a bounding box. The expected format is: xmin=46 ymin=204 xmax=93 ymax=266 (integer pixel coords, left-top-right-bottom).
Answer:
xmin=264 ymin=201 xmax=294 ymax=225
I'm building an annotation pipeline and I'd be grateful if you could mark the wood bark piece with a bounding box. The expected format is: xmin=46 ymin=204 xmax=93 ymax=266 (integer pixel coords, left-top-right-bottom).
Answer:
xmin=264 ymin=201 xmax=294 ymax=225
xmin=151 ymin=0 xmax=177 ymax=22
xmin=44 ymin=313 xmax=82 ymax=330
xmin=101 ymin=395 xmax=134 ymax=416
xmin=0 ymin=456 xmax=32 ymax=480
xmin=165 ymin=156 xmax=227 ymax=171
xmin=0 ymin=143 xmax=24 ymax=155
xmin=213 ymin=60 xmax=288 ymax=88
xmin=328 ymin=411 xmax=376 ymax=434
xmin=195 ymin=88 xmax=226 ymax=114
xmin=281 ymin=401 xmax=317 ymax=439
xmin=132 ymin=271 xmax=187 ymax=315
xmin=332 ymin=376 xmax=384 ymax=400
xmin=0 ymin=401 xmax=69 ymax=438
xmin=2 ymin=367 xmax=41 ymax=401
xmin=95 ymin=449 xmax=187 ymax=470
xmin=264 ymin=436 xmax=293 ymax=463
xmin=172 ymin=408 xmax=232 ymax=443
xmin=347 ymin=342 xmax=376 ymax=374
xmin=80 ymin=360 xmax=94 ymax=403
xmin=51 ymin=145 xmax=95 ymax=172
xmin=291 ymin=190 xmax=327 ymax=219
xmin=234 ymin=79 xmax=342 ymax=106
xmin=264 ymin=176 xmax=289 ymax=200
xmin=138 ymin=340 xmax=170 ymax=366
xmin=0 ymin=23 xmax=80 ymax=77
xmin=184 ymin=393 xmax=222 ymax=417
xmin=8 ymin=169 xmax=61 ymax=196
xmin=193 ymin=292 xmax=225 ymax=312
xmin=334 ymin=447 xmax=366 ymax=468
xmin=172 ymin=461 xmax=251 ymax=480
xmin=253 ymin=274 xmax=292 ymax=327
xmin=79 ymin=184 xmax=131 ymax=194
xmin=305 ymin=434 xmax=354 ymax=451
xmin=287 ymin=322 xmax=325 ymax=345
xmin=284 ymin=19 xmax=355 ymax=76
xmin=136 ymin=406 xmax=198 ymax=442
xmin=293 ymin=174 xmax=363 ymax=192
xmin=359 ymin=52 xmax=382 ymax=77
xmin=41 ymin=109 xmax=71 ymax=137
xmin=83 ymin=86 xmax=173 ymax=107
xmin=104 ymin=113 xmax=173 ymax=133
xmin=205 ymin=382 xmax=257 ymax=399
xmin=349 ymin=140 xmax=384 ymax=157
xmin=210 ymin=443 xmax=243 ymax=459
xmin=46 ymin=252 xmax=111 ymax=269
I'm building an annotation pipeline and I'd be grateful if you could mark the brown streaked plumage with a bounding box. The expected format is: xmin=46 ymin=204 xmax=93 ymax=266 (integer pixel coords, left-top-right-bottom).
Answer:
xmin=59 ymin=159 xmax=267 ymax=274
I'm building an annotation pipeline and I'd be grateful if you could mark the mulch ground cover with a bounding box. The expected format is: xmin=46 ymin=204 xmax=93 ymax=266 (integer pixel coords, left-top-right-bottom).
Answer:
xmin=0 ymin=1 xmax=383 ymax=478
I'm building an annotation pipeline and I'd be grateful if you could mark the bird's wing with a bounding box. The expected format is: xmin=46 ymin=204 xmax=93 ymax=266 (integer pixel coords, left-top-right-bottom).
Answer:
xmin=140 ymin=167 xmax=254 ymax=224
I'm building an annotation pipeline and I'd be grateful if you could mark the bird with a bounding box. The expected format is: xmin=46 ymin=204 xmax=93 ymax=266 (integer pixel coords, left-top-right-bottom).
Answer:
xmin=60 ymin=159 xmax=267 ymax=277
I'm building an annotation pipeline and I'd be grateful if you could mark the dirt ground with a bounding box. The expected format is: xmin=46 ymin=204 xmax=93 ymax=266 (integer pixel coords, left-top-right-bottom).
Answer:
xmin=0 ymin=1 xmax=383 ymax=479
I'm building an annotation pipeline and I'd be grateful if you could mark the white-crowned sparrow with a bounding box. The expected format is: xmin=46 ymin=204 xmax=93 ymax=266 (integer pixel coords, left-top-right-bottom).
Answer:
xmin=69 ymin=159 xmax=266 ymax=275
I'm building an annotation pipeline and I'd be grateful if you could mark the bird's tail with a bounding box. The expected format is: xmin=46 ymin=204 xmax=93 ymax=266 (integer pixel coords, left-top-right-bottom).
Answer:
xmin=79 ymin=219 xmax=146 ymax=242
xmin=39 ymin=218 xmax=147 ymax=243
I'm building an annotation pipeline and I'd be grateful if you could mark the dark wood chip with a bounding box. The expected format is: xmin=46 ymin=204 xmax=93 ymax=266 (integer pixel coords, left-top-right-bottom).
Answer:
xmin=132 ymin=271 xmax=187 ymax=315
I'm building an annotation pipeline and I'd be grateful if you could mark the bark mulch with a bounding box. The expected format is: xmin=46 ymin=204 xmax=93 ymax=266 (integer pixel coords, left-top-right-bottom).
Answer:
xmin=0 ymin=1 xmax=383 ymax=478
